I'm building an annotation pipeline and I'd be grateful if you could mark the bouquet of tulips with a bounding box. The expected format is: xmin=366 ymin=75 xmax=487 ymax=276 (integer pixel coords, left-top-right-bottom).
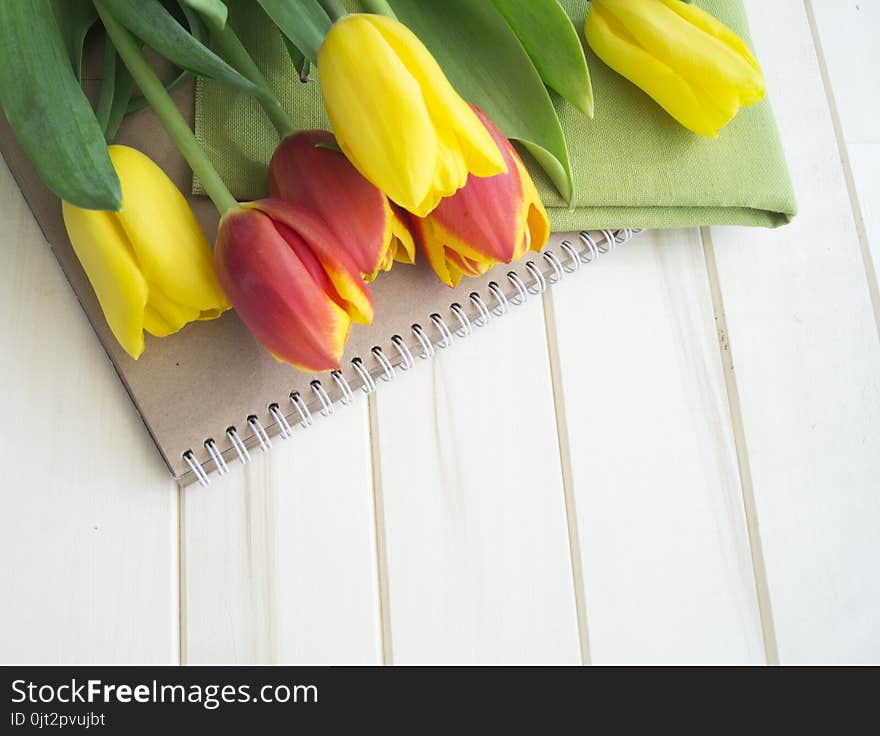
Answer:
xmin=0 ymin=0 xmax=765 ymax=371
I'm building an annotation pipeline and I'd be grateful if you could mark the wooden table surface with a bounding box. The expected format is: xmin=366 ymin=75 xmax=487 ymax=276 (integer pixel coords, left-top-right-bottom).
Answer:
xmin=1 ymin=0 xmax=878 ymax=665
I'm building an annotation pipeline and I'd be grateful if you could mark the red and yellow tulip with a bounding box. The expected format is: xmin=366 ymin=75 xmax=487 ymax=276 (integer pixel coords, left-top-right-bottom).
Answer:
xmin=268 ymin=130 xmax=414 ymax=282
xmin=214 ymin=199 xmax=374 ymax=372
xmin=412 ymin=106 xmax=550 ymax=288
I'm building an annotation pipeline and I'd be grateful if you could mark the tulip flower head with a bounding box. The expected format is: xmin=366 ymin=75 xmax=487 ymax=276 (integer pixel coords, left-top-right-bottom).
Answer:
xmin=215 ymin=199 xmax=376 ymax=372
xmin=61 ymin=145 xmax=229 ymax=359
xmin=268 ymin=130 xmax=415 ymax=283
xmin=317 ymin=13 xmax=507 ymax=217
xmin=584 ymin=0 xmax=766 ymax=137
xmin=412 ymin=106 xmax=550 ymax=288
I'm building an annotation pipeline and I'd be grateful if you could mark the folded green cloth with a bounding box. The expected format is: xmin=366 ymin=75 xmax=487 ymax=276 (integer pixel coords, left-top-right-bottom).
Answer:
xmin=195 ymin=0 xmax=796 ymax=229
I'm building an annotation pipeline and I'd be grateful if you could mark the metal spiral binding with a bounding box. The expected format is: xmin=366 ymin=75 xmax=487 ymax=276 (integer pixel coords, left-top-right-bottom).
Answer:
xmin=429 ymin=313 xmax=454 ymax=348
xmin=311 ymin=380 xmax=335 ymax=416
xmin=487 ymin=282 xmax=509 ymax=316
xmin=331 ymin=370 xmax=354 ymax=404
xmin=247 ymin=415 xmax=272 ymax=451
xmin=289 ymin=391 xmax=313 ymax=428
xmin=181 ymin=228 xmax=642 ymax=486
xmin=508 ymin=272 xmax=529 ymax=305
xmin=449 ymin=304 xmax=472 ymax=338
xmin=391 ymin=335 xmax=415 ymax=370
xmin=226 ymin=426 xmax=250 ymax=464
xmin=469 ymin=293 xmax=491 ymax=327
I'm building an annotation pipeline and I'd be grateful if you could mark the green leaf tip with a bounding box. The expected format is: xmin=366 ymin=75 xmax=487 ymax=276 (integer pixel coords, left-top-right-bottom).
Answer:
xmin=490 ymin=0 xmax=594 ymax=119
xmin=0 ymin=0 xmax=121 ymax=211
xmin=258 ymin=0 xmax=332 ymax=64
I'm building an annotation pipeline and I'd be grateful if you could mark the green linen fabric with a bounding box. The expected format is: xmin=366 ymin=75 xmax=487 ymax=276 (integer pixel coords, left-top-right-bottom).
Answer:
xmin=195 ymin=0 xmax=796 ymax=229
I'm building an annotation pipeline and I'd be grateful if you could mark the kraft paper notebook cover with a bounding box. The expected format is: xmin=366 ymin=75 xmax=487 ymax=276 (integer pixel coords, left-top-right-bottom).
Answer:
xmin=1 ymin=80 xmax=636 ymax=486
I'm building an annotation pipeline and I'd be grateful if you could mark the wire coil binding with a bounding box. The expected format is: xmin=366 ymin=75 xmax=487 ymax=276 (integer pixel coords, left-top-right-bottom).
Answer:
xmin=181 ymin=228 xmax=642 ymax=486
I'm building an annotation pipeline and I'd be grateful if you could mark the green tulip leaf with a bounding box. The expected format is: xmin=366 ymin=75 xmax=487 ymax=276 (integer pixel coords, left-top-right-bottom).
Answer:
xmin=257 ymin=0 xmax=332 ymax=64
xmin=178 ymin=0 xmax=211 ymax=41
xmin=95 ymin=38 xmax=136 ymax=141
xmin=52 ymin=0 xmax=98 ymax=81
xmin=490 ymin=0 xmax=593 ymax=118
xmin=125 ymin=2 xmax=208 ymax=115
xmin=0 ymin=0 xmax=121 ymax=210
xmin=282 ymin=35 xmax=312 ymax=82
xmin=389 ymin=0 xmax=573 ymax=203
xmin=104 ymin=66 xmax=135 ymax=141
xmin=180 ymin=0 xmax=228 ymax=31
xmin=95 ymin=40 xmax=120 ymax=132
xmin=98 ymin=0 xmax=270 ymax=104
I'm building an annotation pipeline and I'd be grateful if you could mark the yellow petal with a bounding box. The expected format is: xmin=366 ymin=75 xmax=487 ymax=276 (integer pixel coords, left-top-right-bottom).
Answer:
xmin=587 ymin=0 xmax=765 ymax=137
xmin=318 ymin=16 xmax=438 ymax=213
xmin=513 ymin=153 xmax=550 ymax=259
xmin=366 ymin=15 xmax=507 ymax=201
xmin=656 ymin=0 xmax=765 ymax=107
xmin=609 ymin=0 xmax=763 ymax=112
xmin=364 ymin=200 xmax=417 ymax=283
xmin=61 ymin=201 xmax=148 ymax=359
xmin=657 ymin=0 xmax=763 ymax=82
xmin=108 ymin=145 xmax=229 ymax=317
xmin=586 ymin=3 xmax=720 ymax=136
xmin=141 ymin=285 xmax=201 ymax=337
xmin=318 ymin=14 xmax=506 ymax=217
xmin=143 ymin=302 xmax=178 ymax=337
xmin=389 ymin=203 xmax=416 ymax=265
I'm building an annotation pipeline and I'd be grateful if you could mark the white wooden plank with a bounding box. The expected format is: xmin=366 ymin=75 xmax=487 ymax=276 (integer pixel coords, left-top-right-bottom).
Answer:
xmin=550 ymin=230 xmax=765 ymax=664
xmin=373 ymin=297 xmax=581 ymax=664
xmin=848 ymin=144 xmax=880 ymax=286
xmin=809 ymin=0 xmax=880 ymax=144
xmin=0 ymin=158 xmax=178 ymax=664
xmin=809 ymin=0 xmax=880 ymax=313
xmin=183 ymin=395 xmax=382 ymax=664
xmin=707 ymin=0 xmax=880 ymax=663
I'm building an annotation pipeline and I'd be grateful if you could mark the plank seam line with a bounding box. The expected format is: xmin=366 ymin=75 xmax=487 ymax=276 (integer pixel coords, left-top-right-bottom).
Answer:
xmin=700 ymin=226 xmax=779 ymax=665
xmin=541 ymin=289 xmax=592 ymax=665
xmin=367 ymin=394 xmax=394 ymax=665
xmin=804 ymin=0 xmax=880 ymax=339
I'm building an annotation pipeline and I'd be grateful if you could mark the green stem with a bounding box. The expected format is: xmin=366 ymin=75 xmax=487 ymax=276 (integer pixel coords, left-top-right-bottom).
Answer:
xmin=363 ymin=0 xmax=397 ymax=18
xmin=318 ymin=0 xmax=347 ymax=22
xmin=95 ymin=1 xmax=238 ymax=215
xmin=209 ymin=22 xmax=296 ymax=139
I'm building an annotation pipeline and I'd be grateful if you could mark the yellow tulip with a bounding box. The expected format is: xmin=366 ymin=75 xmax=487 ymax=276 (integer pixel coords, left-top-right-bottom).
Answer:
xmin=317 ymin=13 xmax=507 ymax=217
xmin=61 ymin=145 xmax=229 ymax=359
xmin=584 ymin=0 xmax=765 ymax=137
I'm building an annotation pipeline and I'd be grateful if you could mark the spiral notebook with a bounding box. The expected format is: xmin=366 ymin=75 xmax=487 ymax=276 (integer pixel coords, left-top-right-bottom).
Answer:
xmin=1 ymin=76 xmax=639 ymax=487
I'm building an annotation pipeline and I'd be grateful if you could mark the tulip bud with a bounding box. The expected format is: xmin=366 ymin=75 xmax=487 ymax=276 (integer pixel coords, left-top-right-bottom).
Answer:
xmin=317 ymin=13 xmax=507 ymax=217
xmin=214 ymin=199 xmax=376 ymax=372
xmin=412 ymin=107 xmax=550 ymax=288
xmin=584 ymin=0 xmax=765 ymax=137
xmin=61 ymin=145 xmax=229 ymax=359
xmin=268 ymin=130 xmax=414 ymax=283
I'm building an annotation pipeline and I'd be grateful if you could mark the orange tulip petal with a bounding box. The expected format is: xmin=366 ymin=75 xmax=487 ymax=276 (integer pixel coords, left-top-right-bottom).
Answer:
xmin=250 ymin=198 xmax=375 ymax=325
xmin=414 ymin=106 xmax=550 ymax=286
xmin=269 ymin=130 xmax=393 ymax=279
xmin=215 ymin=208 xmax=350 ymax=372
